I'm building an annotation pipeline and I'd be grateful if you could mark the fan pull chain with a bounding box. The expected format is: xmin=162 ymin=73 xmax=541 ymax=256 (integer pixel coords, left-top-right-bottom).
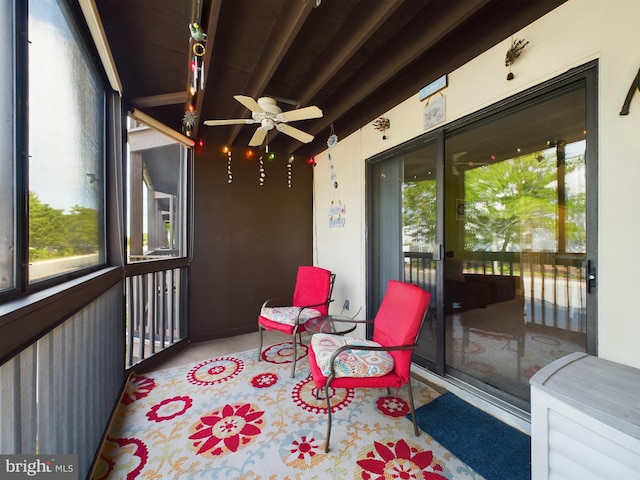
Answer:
xmin=287 ymin=156 xmax=294 ymax=188
xmin=227 ymin=150 xmax=233 ymax=183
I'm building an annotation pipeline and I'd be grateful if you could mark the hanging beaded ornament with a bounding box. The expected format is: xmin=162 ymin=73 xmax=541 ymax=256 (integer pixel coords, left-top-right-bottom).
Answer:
xmin=328 ymin=152 xmax=344 ymax=226
xmin=259 ymin=155 xmax=265 ymax=186
xmin=327 ymin=122 xmax=338 ymax=148
xmin=287 ymin=156 xmax=294 ymax=188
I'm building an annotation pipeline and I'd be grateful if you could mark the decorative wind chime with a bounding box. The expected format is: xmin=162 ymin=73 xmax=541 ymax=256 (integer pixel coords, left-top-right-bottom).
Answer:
xmin=373 ymin=116 xmax=390 ymax=140
xmin=287 ymin=155 xmax=294 ymax=188
xmin=505 ymin=37 xmax=528 ymax=81
xmin=182 ymin=22 xmax=207 ymax=136
xmin=326 ymin=124 xmax=345 ymax=228
xmin=258 ymin=136 xmax=270 ymax=186
xmin=258 ymin=134 xmax=295 ymax=187
xmin=222 ymin=146 xmax=298 ymax=187
xmin=259 ymin=154 xmax=266 ymax=186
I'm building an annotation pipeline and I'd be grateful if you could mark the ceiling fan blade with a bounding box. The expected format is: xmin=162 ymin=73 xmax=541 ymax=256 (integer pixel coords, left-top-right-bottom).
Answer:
xmin=203 ymin=118 xmax=255 ymax=126
xmin=275 ymin=123 xmax=314 ymax=143
xmin=277 ymin=105 xmax=323 ymax=122
xmin=249 ymin=127 xmax=268 ymax=146
xmin=234 ymin=95 xmax=264 ymax=113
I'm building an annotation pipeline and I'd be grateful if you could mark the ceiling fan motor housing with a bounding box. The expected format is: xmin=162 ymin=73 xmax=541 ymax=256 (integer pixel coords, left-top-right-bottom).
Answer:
xmin=260 ymin=118 xmax=275 ymax=130
xmin=253 ymin=98 xmax=282 ymax=131
xmin=258 ymin=97 xmax=281 ymax=115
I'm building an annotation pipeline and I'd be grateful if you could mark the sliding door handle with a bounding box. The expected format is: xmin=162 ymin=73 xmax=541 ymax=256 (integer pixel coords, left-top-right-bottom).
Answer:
xmin=586 ymin=259 xmax=596 ymax=294
xmin=432 ymin=243 xmax=443 ymax=261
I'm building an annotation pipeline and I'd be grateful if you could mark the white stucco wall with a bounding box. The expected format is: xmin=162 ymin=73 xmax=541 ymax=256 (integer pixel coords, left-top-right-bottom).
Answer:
xmin=314 ymin=0 xmax=640 ymax=367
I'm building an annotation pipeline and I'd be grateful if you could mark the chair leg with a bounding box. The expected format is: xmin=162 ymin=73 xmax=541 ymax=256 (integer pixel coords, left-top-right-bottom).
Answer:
xmin=258 ymin=325 xmax=263 ymax=362
xmin=407 ymin=380 xmax=419 ymax=437
xmin=324 ymin=382 xmax=332 ymax=453
xmin=290 ymin=333 xmax=297 ymax=378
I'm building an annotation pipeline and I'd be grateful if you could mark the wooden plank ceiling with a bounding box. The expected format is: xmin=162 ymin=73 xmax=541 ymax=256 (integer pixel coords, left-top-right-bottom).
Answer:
xmin=95 ymin=0 xmax=566 ymax=157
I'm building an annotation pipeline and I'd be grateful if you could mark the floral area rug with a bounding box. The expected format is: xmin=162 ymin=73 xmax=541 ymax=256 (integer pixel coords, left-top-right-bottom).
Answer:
xmin=91 ymin=342 xmax=485 ymax=479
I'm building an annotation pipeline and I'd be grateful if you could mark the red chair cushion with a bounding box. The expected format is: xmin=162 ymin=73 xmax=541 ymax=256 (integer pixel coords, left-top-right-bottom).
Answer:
xmin=260 ymin=306 xmax=323 ymax=326
xmin=292 ymin=266 xmax=332 ymax=315
xmin=257 ymin=316 xmax=299 ymax=335
xmin=308 ymin=344 xmax=405 ymax=390
xmin=259 ymin=266 xmax=333 ymax=334
xmin=308 ymin=280 xmax=431 ymax=389
xmin=372 ymin=281 xmax=431 ymax=382
xmin=311 ymin=333 xmax=395 ymax=378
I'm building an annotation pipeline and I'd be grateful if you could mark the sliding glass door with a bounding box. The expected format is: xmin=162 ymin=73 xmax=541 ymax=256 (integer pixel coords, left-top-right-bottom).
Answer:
xmin=368 ymin=64 xmax=597 ymax=410
xmin=369 ymin=135 xmax=442 ymax=370
xmin=443 ymin=81 xmax=595 ymax=409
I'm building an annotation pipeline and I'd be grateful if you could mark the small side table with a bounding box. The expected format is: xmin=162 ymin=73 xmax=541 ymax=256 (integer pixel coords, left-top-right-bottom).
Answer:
xmin=305 ymin=315 xmax=357 ymax=335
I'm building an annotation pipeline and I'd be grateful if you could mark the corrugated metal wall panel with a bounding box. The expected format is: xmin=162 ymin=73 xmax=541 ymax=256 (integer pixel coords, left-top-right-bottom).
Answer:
xmin=0 ymin=348 xmax=37 ymax=453
xmin=0 ymin=283 xmax=124 ymax=476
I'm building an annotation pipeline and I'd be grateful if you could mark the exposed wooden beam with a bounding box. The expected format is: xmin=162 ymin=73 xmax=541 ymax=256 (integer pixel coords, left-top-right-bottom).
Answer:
xmin=300 ymin=0 xmax=567 ymax=156
xmin=131 ymin=108 xmax=195 ymax=146
xmin=264 ymin=0 xmax=404 ymax=150
xmin=79 ymin=0 xmax=122 ymax=93
xmin=284 ymin=0 xmax=491 ymax=153
xmin=131 ymin=92 xmax=189 ymax=108
xmin=294 ymin=0 xmax=405 ymax=108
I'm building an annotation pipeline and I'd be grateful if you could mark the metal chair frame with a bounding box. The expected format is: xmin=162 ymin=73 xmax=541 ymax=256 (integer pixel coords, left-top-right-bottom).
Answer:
xmin=258 ymin=271 xmax=335 ymax=378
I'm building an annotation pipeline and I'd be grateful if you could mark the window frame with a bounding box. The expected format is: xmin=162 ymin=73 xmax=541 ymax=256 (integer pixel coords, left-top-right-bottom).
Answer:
xmin=124 ymin=113 xmax=191 ymax=265
xmin=366 ymin=60 xmax=599 ymax=380
xmin=2 ymin=0 xmax=111 ymax=302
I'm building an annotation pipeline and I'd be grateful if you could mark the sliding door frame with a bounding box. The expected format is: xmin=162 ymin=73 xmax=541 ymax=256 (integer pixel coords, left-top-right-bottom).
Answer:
xmin=365 ymin=60 xmax=598 ymax=403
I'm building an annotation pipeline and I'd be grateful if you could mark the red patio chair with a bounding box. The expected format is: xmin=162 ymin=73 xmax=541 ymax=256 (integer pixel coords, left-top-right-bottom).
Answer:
xmin=307 ymin=280 xmax=431 ymax=452
xmin=258 ymin=266 xmax=335 ymax=377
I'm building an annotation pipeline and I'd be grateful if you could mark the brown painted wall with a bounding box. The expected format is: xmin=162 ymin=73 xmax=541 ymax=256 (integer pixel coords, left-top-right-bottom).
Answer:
xmin=189 ymin=145 xmax=314 ymax=341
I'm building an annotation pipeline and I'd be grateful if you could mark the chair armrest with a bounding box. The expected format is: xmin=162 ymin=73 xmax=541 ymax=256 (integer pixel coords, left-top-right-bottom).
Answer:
xmin=323 ymin=318 xmax=374 ymax=325
xmin=261 ymin=298 xmax=334 ymax=326
xmin=298 ymin=299 xmax=333 ymax=310
xmin=261 ymin=296 xmax=293 ymax=308
xmin=327 ymin=343 xmax=417 ymax=378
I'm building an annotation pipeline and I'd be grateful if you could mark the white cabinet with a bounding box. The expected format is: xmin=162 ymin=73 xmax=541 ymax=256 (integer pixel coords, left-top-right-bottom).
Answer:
xmin=530 ymin=352 xmax=640 ymax=479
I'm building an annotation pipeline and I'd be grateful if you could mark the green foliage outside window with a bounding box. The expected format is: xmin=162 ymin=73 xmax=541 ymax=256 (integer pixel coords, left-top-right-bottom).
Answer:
xmin=464 ymin=152 xmax=585 ymax=253
xmin=401 ymin=150 xmax=586 ymax=254
xmin=402 ymin=178 xmax=436 ymax=249
xmin=29 ymin=191 xmax=99 ymax=261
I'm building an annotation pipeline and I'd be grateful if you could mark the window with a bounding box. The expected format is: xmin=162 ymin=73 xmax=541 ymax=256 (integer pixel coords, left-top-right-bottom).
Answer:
xmin=450 ymin=88 xmax=587 ymax=256
xmin=0 ymin=1 xmax=15 ymax=292
xmin=27 ymin=0 xmax=106 ymax=283
xmin=124 ymin=113 xmax=190 ymax=367
xmin=443 ymin=84 xmax=590 ymax=404
xmin=126 ymin=115 xmax=188 ymax=262
xmin=0 ymin=0 xmax=108 ymax=297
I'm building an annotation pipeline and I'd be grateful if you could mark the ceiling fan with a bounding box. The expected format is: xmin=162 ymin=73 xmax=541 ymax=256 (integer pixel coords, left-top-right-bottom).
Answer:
xmin=203 ymin=95 xmax=323 ymax=147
